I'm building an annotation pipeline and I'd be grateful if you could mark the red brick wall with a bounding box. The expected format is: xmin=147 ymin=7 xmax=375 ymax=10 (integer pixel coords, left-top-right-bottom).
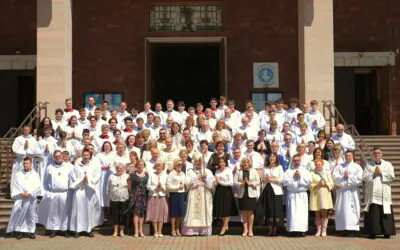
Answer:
xmin=71 ymin=0 xmax=299 ymax=110
xmin=0 ymin=0 xmax=36 ymax=55
xmin=334 ymin=0 xmax=400 ymax=133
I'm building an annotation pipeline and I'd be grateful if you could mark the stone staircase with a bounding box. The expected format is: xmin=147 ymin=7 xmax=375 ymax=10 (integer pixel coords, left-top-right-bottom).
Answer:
xmin=355 ymin=135 xmax=400 ymax=231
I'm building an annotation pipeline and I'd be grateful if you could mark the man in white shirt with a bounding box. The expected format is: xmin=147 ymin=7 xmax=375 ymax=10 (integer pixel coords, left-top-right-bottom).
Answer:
xmin=117 ymin=102 xmax=131 ymax=124
xmin=85 ymin=96 xmax=97 ymax=117
xmin=228 ymin=148 xmax=242 ymax=174
xmin=77 ymin=108 xmax=90 ymax=130
xmin=146 ymin=148 xmax=162 ymax=174
xmin=100 ymin=101 xmax=111 ymax=121
xmin=274 ymin=99 xmax=287 ymax=128
xmin=234 ymin=117 xmax=257 ymax=142
xmin=199 ymin=140 xmax=213 ymax=167
xmin=195 ymin=121 xmax=213 ymax=147
xmin=285 ymin=98 xmax=302 ymax=123
xmin=216 ymin=96 xmax=228 ymax=120
xmin=165 ymin=99 xmax=181 ymax=123
xmin=223 ymin=108 xmax=239 ymax=131
xmin=228 ymin=100 xmax=241 ymax=122
xmin=121 ymin=117 xmax=136 ymax=140
xmin=331 ymin=124 xmax=356 ymax=152
xmin=280 ymin=133 xmax=297 ymax=171
xmin=305 ymin=100 xmax=326 ymax=139
xmin=138 ymin=101 xmax=154 ymax=121
xmin=177 ymin=101 xmax=189 ymax=125
xmin=154 ymin=102 xmax=167 ymax=123
xmin=62 ymin=98 xmax=80 ymax=122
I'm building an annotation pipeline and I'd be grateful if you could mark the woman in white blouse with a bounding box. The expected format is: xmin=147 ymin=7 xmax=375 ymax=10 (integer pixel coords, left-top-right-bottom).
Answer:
xmin=234 ymin=157 xmax=261 ymax=237
xmin=107 ymin=164 xmax=129 ymax=237
xmin=166 ymin=159 xmax=186 ymax=237
xmin=146 ymin=161 xmax=168 ymax=237
xmin=213 ymin=157 xmax=238 ymax=236
xmin=259 ymin=153 xmax=284 ymax=236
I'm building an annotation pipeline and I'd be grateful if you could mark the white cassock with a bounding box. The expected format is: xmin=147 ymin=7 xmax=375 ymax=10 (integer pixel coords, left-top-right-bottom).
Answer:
xmin=37 ymin=162 xmax=74 ymax=230
xmin=283 ymin=167 xmax=312 ymax=232
xmin=11 ymin=135 xmax=41 ymax=193
xmin=69 ymin=160 xmax=103 ymax=232
xmin=98 ymin=152 xmax=116 ymax=207
xmin=7 ymin=170 xmax=41 ymax=233
xmin=333 ymin=161 xmax=363 ymax=231
xmin=37 ymin=136 xmax=58 ymax=195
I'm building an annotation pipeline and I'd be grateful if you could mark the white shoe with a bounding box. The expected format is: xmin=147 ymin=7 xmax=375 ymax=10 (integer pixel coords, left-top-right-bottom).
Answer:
xmin=153 ymin=234 xmax=159 ymax=238
xmin=158 ymin=234 xmax=164 ymax=238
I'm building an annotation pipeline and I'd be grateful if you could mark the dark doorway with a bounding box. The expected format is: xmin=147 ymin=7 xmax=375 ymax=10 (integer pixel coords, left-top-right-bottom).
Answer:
xmin=354 ymin=70 xmax=378 ymax=135
xmin=17 ymin=75 xmax=36 ymax=125
xmin=152 ymin=44 xmax=221 ymax=107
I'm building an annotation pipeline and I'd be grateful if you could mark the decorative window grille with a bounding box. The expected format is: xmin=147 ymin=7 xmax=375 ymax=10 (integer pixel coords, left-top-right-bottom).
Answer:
xmin=149 ymin=4 xmax=223 ymax=32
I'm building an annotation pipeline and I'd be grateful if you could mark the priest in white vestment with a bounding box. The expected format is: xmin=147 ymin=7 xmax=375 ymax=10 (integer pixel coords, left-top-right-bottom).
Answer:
xmin=182 ymin=157 xmax=215 ymax=236
xmin=38 ymin=150 xmax=74 ymax=237
xmin=332 ymin=151 xmax=363 ymax=234
xmin=363 ymin=147 xmax=396 ymax=238
xmin=11 ymin=125 xmax=41 ymax=193
xmin=283 ymin=154 xmax=312 ymax=235
xmin=7 ymin=157 xmax=41 ymax=239
xmin=69 ymin=149 xmax=103 ymax=237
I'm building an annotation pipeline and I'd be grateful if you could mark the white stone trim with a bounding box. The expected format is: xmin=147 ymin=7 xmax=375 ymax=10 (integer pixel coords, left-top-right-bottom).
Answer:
xmin=0 ymin=55 xmax=36 ymax=70
xmin=334 ymin=52 xmax=396 ymax=67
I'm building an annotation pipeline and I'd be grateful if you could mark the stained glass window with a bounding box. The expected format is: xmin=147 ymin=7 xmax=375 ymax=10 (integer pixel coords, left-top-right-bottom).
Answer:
xmin=149 ymin=4 xmax=223 ymax=32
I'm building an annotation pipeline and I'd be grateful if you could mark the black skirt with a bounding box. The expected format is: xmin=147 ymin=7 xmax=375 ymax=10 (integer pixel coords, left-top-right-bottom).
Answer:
xmin=213 ymin=185 xmax=238 ymax=217
xmin=364 ymin=203 xmax=396 ymax=236
xmin=238 ymin=184 xmax=257 ymax=211
xmin=262 ymin=183 xmax=284 ymax=227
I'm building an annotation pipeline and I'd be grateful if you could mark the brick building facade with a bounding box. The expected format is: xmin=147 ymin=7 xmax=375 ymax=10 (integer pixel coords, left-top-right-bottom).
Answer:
xmin=0 ymin=0 xmax=399 ymax=135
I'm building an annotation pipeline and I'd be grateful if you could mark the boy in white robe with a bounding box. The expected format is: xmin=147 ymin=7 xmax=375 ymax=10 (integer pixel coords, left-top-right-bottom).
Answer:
xmin=37 ymin=125 xmax=58 ymax=196
xmin=332 ymin=150 xmax=363 ymax=236
xmin=7 ymin=157 xmax=41 ymax=239
xmin=283 ymin=154 xmax=312 ymax=236
xmin=38 ymin=150 xmax=74 ymax=237
xmin=69 ymin=149 xmax=103 ymax=238
xmin=11 ymin=125 xmax=41 ymax=193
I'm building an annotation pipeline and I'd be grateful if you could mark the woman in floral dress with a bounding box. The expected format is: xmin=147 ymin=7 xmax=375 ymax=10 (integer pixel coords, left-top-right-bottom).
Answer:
xmin=126 ymin=159 xmax=149 ymax=237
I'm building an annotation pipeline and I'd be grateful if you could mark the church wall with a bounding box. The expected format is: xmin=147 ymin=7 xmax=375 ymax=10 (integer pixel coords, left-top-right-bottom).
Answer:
xmin=71 ymin=0 xmax=299 ymax=110
xmin=334 ymin=0 xmax=400 ymax=133
xmin=0 ymin=0 xmax=36 ymax=55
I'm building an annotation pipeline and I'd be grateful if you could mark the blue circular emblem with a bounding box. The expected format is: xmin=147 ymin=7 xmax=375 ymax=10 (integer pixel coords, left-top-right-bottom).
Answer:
xmin=257 ymin=66 xmax=274 ymax=85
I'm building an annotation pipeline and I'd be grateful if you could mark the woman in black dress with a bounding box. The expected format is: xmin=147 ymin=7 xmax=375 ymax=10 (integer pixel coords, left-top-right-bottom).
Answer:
xmin=259 ymin=153 xmax=284 ymax=236
xmin=126 ymin=159 xmax=149 ymax=237
xmin=234 ymin=157 xmax=261 ymax=237
xmin=213 ymin=157 xmax=238 ymax=236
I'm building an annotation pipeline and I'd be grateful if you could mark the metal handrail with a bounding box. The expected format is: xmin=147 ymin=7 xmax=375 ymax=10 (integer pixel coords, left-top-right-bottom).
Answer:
xmin=322 ymin=100 xmax=369 ymax=163
xmin=0 ymin=102 xmax=49 ymax=152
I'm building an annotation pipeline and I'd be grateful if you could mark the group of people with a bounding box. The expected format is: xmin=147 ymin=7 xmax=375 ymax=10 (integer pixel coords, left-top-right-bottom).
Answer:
xmin=6 ymin=96 xmax=396 ymax=240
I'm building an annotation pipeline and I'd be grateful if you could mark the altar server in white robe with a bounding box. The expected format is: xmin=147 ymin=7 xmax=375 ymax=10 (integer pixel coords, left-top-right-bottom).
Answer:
xmin=37 ymin=125 xmax=58 ymax=195
xmin=97 ymin=141 xmax=116 ymax=216
xmin=331 ymin=124 xmax=355 ymax=152
xmin=7 ymin=157 xmax=41 ymax=239
xmin=283 ymin=154 xmax=312 ymax=235
xmin=37 ymin=150 xmax=74 ymax=237
xmin=11 ymin=125 xmax=41 ymax=193
xmin=69 ymin=149 xmax=103 ymax=238
xmin=332 ymin=150 xmax=363 ymax=235
xmin=363 ymin=147 xmax=396 ymax=239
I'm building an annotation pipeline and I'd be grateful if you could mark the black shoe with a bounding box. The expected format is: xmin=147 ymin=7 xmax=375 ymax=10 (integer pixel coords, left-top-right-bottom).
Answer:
xmin=63 ymin=231 xmax=70 ymax=238
xmin=368 ymin=234 xmax=376 ymax=239
xmin=73 ymin=232 xmax=79 ymax=238
xmin=16 ymin=233 xmax=23 ymax=240
xmin=29 ymin=233 xmax=36 ymax=239
xmin=384 ymin=235 xmax=391 ymax=239
xmin=49 ymin=231 xmax=57 ymax=238
xmin=87 ymin=232 xmax=94 ymax=238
